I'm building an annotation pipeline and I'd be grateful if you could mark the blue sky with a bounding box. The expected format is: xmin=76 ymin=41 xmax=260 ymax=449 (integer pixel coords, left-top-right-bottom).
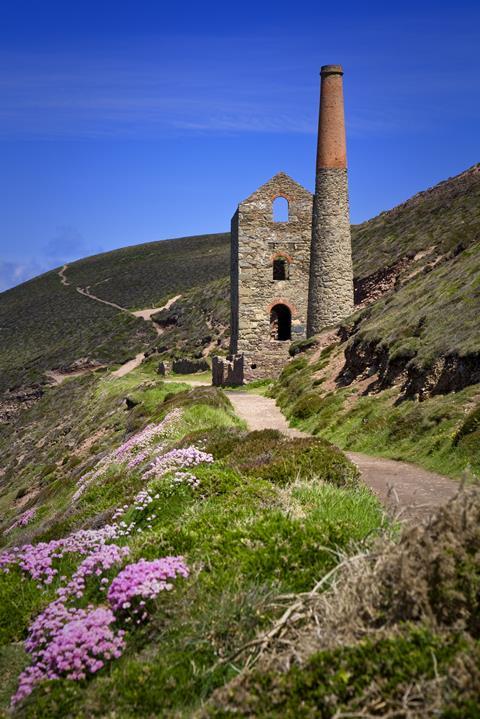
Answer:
xmin=1 ymin=0 xmax=479 ymax=291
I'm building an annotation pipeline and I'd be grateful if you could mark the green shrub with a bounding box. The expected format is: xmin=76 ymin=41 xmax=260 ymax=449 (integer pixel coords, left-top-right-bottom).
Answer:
xmin=290 ymin=392 xmax=325 ymax=419
xmin=227 ymin=432 xmax=359 ymax=489
xmin=279 ymin=357 xmax=308 ymax=380
xmin=206 ymin=628 xmax=477 ymax=718
xmin=454 ymin=402 xmax=480 ymax=446
xmin=289 ymin=337 xmax=318 ymax=357
xmin=176 ymin=426 xmax=246 ymax=457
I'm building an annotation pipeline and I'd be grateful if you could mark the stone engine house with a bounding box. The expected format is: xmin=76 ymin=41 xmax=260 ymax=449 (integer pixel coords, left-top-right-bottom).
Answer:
xmin=213 ymin=64 xmax=353 ymax=387
xmin=230 ymin=173 xmax=313 ymax=380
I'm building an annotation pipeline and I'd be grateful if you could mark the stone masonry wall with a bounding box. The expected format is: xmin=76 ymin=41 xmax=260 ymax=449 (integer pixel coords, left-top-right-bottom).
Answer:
xmin=230 ymin=172 xmax=313 ymax=380
xmin=307 ymin=168 xmax=354 ymax=334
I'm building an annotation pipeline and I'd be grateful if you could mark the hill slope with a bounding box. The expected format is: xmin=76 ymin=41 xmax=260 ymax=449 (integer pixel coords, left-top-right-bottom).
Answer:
xmin=271 ymin=166 xmax=480 ymax=477
xmin=0 ymin=233 xmax=229 ymax=401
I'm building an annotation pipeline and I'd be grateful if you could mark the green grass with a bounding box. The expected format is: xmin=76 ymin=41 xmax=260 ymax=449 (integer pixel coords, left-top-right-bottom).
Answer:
xmin=66 ymin=233 xmax=229 ymax=310
xmin=3 ymin=474 xmax=382 ymax=717
xmin=2 ymin=163 xmax=480 ymax=400
xmin=0 ymin=233 xmax=229 ymax=394
xmin=320 ymin=388 xmax=480 ymax=478
xmin=0 ymin=367 xmax=384 ymax=717
xmin=167 ymin=371 xmax=212 ymax=383
xmin=351 ymin=162 xmax=480 ymax=280
xmin=347 ymin=238 xmax=480 ymax=376
xmin=228 ymin=378 xmax=274 ymax=396
xmin=272 ymin=348 xmax=480 ymax=478
xmin=153 ymin=277 xmax=230 ymax=359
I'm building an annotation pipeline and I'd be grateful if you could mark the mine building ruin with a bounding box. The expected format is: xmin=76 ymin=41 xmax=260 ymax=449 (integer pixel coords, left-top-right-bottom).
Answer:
xmin=213 ymin=65 xmax=354 ymax=386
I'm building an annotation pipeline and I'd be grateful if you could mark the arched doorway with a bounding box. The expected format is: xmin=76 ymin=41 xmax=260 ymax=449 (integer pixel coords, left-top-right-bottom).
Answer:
xmin=270 ymin=304 xmax=291 ymax=341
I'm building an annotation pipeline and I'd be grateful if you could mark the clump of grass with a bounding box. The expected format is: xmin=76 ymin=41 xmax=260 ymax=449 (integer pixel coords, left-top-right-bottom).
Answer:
xmin=204 ymin=486 xmax=480 ymax=718
xmin=206 ymin=629 xmax=480 ymax=718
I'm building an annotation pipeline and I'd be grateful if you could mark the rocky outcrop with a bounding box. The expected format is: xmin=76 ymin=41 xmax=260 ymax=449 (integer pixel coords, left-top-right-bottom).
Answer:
xmin=0 ymin=386 xmax=44 ymax=423
xmin=338 ymin=338 xmax=480 ymax=401
xmin=353 ymin=254 xmax=414 ymax=307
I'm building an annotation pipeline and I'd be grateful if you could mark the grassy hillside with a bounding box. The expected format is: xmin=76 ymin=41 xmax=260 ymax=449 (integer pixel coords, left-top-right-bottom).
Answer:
xmin=0 ymin=362 xmax=478 ymax=717
xmin=345 ymin=237 xmax=480 ymax=394
xmin=0 ymin=233 xmax=229 ymax=396
xmin=0 ymin=271 xmax=155 ymax=395
xmin=2 ymin=163 xmax=480 ymax=716
xmin=351 ymin=163 xmax=480 ymax=280
xmin=273 ymin=346 xmax=480 ymax=478
xmin=2 ymin=163 xmax=479 ymax=405
xmin=65 ymin=233 xmax=229 ymax=309
xmin=153 ymin=277 xmax=230 ymax=359
xmin=0 ymin=362 xmax=383 ymax=716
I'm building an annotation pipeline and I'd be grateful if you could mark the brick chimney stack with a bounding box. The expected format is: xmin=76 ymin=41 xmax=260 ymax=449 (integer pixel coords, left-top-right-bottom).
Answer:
xmin=307 ymin=65 xmax=354 ymax=337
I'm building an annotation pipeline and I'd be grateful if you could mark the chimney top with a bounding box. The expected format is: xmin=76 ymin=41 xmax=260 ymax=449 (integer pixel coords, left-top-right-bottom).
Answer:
xmin=320 ymin=64 xmax=343 ymax=76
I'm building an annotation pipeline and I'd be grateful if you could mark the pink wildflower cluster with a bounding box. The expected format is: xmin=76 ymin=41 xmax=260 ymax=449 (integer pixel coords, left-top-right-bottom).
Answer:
xmin=73 ymin=409 xmax=182 ymax=500
xmin=56 ymin=544 xmax=130 ymax=601
xmin=13 ymin=604 xmax=125 ymax=706
xmin=0 ymin=524 xmax=121 ymax=584
xmin=5 ymin=507 xmax=37 ymax=534
xmin=115 ymin=408 xmax=182 ymax=462
xmin=107 ymin=557 xmax=189 ymax=621
xmin=143 ymin=446 xmax=213 ymax=480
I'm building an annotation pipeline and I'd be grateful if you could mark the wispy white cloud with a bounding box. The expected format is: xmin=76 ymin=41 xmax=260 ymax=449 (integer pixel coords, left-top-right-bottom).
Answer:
xmin=0 ymin=260 xmax=44 ymax=292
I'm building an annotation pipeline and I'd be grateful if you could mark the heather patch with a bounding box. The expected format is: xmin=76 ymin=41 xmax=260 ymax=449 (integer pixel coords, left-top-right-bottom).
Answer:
xmin=12 ymin=606 xmax=125 ymax=707
xmin=5 ymin=509 xmax=37 ymax=534
xmin=107 ymin=557 xmax=189 ymax=622
xmin=73 ymin=408 xmax=183 ymax=501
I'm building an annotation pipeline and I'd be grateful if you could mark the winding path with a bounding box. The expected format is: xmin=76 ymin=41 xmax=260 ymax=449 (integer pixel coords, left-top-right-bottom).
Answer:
xmin=56 ymin=264 xmax=182 ymax=378
xmin=54 ymin=263 xmax=459 ymax=516
xmin=225 ymin=391 xmax=458 ymax=520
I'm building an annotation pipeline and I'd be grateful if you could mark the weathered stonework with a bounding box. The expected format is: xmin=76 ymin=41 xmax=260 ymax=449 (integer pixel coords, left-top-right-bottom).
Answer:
xmin=230 ymin=173 xmax=313 ymax=380
xmin=213 ymin=65 xmax=353 ymax=384
xmin=212 ymin=354 xmax=244 ymax=387
xmin=307 ymin=167 xmax=354 ymax=331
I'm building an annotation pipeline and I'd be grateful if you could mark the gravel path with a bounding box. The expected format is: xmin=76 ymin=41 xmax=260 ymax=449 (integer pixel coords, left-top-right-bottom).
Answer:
xmin=226 ymin=391 xmax=458 ymax=519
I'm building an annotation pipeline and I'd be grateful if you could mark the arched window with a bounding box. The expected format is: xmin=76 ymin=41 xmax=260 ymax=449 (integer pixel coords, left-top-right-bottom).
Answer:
xmin=272 ymin=196 xmax=289 ymax=222
xmin=270 ymin=304 xmax=292 ymax=341
xmin=273 ymin=257 xmax=289 ymax=281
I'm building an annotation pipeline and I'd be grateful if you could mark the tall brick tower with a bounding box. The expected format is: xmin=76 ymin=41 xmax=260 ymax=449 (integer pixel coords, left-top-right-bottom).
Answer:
xmin=307 ymin=64 xmax=354 ymax=336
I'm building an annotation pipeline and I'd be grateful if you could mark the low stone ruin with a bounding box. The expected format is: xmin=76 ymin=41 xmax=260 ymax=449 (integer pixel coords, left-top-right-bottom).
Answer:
xmin=212 ymin=355 xmax=244 ymax=387
xmin=172 ymin=357 xmax=210 ymax=375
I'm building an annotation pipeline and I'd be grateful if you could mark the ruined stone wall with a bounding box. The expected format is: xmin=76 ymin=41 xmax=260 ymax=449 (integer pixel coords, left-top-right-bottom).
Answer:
xmin=230 ymin=172 xmax=313 ymax=380
xmin=230 ymin=210 xmax=239 ymax=354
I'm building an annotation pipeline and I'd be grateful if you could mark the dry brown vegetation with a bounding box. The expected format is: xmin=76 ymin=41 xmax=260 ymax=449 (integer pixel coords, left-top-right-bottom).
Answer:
xmin=204 ymin=486 xmax=480 ymax=717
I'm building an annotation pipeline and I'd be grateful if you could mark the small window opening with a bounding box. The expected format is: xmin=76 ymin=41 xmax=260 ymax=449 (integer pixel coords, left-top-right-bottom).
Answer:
xmin=273 ymin=196 xmax=289 ymax=222
xmin=270 ymin=304 xmax=292 ymax=341
xmin=273 ymin=257 xmax=289 ymax=281
xmin=250 ymin=363 xmax=257 ymax=369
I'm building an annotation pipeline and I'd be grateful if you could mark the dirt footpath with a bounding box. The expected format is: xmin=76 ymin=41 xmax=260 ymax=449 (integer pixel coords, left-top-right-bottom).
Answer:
xmin=226 ymin=391 xmax=459 ymax=520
